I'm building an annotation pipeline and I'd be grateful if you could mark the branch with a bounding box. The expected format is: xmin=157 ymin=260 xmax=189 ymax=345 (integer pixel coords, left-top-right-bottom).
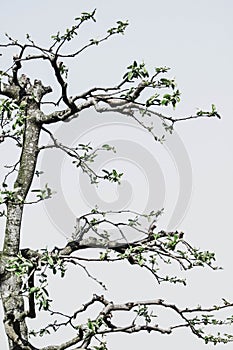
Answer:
xmin=29 ymin=294 xmax=233 ymax=349
xmin=39 ymin=126 xmax=120 ymax=185
xmin=54 ymin=19 xmax=128 ymax=59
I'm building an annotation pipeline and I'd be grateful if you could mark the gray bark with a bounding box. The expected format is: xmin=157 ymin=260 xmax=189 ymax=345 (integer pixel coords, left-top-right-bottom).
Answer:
xmin=0 ymin=79 xmax=50 ymax=349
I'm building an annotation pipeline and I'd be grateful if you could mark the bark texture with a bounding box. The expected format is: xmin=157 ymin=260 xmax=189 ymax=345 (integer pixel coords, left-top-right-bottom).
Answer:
xmin=0 ymin=79 xmax=49 ymax=349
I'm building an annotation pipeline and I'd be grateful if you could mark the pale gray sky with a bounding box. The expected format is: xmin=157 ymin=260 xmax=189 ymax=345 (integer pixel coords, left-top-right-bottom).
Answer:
xmin=0 ymin=1 xmax=233 ymax=349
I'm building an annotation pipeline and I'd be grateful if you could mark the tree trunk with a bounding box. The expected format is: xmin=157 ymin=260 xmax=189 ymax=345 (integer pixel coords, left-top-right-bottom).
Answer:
xmin=0 ymin=115 xmax=41 ymax=349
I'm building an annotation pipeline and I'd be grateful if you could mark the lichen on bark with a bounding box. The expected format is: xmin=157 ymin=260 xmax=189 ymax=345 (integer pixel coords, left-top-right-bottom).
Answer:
xmin=0 ymin=78 xmax=52 ymax=349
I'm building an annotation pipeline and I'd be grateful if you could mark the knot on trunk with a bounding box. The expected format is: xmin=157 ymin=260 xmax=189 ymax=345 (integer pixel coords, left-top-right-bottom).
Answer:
xmin=2 ymin=74 xmax=52 ymax=103
xmin=26 ymin=78 xmax=52 ymax=103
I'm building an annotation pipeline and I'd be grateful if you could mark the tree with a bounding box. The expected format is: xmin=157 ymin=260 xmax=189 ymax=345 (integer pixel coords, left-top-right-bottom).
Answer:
xmin=0 ymin=9 xmax=232 ymax=350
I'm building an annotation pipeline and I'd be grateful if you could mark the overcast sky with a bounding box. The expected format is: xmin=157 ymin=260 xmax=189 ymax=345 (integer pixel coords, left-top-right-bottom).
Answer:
xmin=0 ymin=1 xmax=233 ymax=349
